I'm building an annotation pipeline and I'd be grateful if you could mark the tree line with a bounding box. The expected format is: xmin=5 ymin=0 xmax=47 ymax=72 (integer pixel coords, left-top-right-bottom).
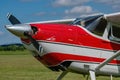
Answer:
xmin=0 ymin=43 xmax=26 ymax=51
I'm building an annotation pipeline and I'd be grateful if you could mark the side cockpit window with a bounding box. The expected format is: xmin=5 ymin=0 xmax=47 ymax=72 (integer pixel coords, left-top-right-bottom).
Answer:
xmin=109 ymin=24 xmax=120 ymax=41
xmin=111 ymin=25 xmax=120 ymax=38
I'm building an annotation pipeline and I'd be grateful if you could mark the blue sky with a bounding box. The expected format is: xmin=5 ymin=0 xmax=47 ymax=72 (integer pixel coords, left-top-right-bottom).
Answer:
xmin=0 ymin=0 xmax=120 ymax=45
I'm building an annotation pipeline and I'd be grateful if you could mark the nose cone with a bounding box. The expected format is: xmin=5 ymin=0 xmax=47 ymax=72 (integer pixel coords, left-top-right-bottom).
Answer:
xmin=5 ymin=24 xmax=33 ymax=38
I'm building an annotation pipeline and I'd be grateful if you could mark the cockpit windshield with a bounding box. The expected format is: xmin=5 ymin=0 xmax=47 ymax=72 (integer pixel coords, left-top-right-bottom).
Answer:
xmin=72 ymin=15 xmax=103 ymax=27
xmin=72 ymin=14 xmax=107 ymax=36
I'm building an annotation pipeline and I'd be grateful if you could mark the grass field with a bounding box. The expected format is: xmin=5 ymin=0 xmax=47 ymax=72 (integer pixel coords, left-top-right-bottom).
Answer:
xmin=0 ymin=51 xmax=120 ymax=80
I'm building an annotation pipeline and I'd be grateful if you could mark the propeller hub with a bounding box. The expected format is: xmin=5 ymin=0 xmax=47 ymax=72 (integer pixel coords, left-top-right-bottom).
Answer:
xmin=5 ymin=24 xmax=33 ymax=38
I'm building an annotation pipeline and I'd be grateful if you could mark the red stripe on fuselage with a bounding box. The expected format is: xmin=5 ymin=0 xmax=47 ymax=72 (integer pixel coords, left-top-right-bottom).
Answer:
xmin=35 ymin=52 xmax=120 ymax=66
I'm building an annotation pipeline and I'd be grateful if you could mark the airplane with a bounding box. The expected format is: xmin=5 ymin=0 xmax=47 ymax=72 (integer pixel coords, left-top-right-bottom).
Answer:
xmin=5 ymin=12 xmax=120 ymax=80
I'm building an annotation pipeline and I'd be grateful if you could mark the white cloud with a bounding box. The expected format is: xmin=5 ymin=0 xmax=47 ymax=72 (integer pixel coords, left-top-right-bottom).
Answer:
xmin=63 ymin=6 xmax=96 ymax=18
xmin=96 ymin=0 xmax=120 ymax=11
xmin=54 ymin=0 xmax=90 ymax=6
xmin=65 ymin=6 xmax=92 ymax=14
xmin=53 ymin=0 xmax=96 ymax=18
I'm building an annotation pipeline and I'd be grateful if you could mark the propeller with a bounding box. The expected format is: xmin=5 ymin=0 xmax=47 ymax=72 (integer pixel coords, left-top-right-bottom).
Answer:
xmin=5 ymin=13 xmax=43 ymax=55
xmin=7 ymin=13 xmax=21 ymax=25
xmin=24 ymin=31 xmax=43 ymax=54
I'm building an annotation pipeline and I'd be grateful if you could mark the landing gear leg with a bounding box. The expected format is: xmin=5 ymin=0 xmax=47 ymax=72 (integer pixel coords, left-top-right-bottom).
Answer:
xmin=110 ymin=75 xmax=113 ymax=80
xmin=57 ymin=71 xmax=68 ymax=80
xmin=89 ymin=70 xmax=96 ymax=80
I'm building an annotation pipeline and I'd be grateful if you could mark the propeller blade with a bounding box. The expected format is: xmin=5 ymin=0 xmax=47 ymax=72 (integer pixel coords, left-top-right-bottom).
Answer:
xmin=7 ymin=13 xmax=21 ymax=25
xmin=24 ymin=32 xmax=43 ymax=54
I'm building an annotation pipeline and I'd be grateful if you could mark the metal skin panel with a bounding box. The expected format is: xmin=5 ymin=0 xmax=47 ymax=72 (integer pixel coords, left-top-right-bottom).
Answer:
xmin=21 ymin=23 xmax=120 ymax=76
xmin=69 ymin=62 xmax=120 ymax=76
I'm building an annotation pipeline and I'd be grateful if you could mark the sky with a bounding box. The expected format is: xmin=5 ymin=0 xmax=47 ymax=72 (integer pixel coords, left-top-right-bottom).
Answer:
xmin=0 ymin=0 xmax=120 ymax=45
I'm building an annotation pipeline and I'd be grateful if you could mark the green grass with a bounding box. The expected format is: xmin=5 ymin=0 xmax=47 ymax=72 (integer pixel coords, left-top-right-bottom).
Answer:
xmin=0 ymin=51 xmax=120 ymax=80
xmin=0 ymin=50 xmax=30 ymax=55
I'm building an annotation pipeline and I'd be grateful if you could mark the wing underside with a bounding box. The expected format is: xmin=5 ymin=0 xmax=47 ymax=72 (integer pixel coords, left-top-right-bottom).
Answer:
xmin=105 ymin=12 xmax=120 ymax=25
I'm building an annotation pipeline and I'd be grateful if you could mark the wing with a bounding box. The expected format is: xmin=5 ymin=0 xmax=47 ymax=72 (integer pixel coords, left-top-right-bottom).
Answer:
xmin=105 ymin=12 xmax=120 ymax=25
xmin=28 ymin=19 xmax=75 ymax=24
xmin=104 ymin=12 xmax=120 ymax=41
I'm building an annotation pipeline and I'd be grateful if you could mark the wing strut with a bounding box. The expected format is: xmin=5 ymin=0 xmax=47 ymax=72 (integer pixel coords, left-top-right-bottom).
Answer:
xmin=89 ymin=70 xmax=96 ymax=80
xmin=88 ymin=50 xmax=120 ymax=80
xmin=95 ymin=50 xmax=120 ymax=71
xmin=111 ymin=75 xmax=113 ymax=80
